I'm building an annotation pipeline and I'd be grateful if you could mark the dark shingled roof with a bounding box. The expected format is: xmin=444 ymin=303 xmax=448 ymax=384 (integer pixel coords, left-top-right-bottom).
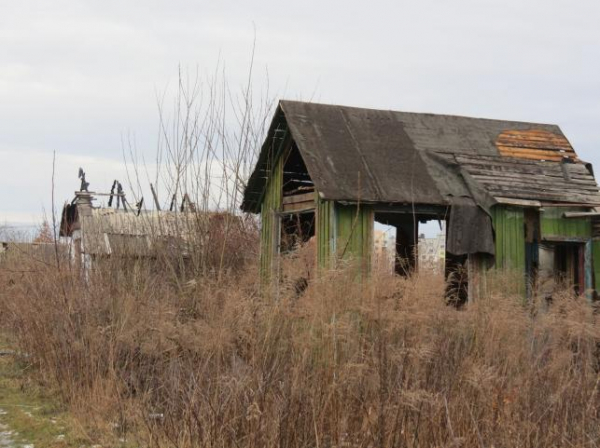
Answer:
xmin=242 ymin=100 xmax=600 ymax=213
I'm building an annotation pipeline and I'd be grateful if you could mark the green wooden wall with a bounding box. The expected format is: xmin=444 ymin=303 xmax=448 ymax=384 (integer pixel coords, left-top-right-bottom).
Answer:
xmin=541 ymin=207 xmax=591 ymax=240
xmin=334 ymin=203 xmax=373 ymax=272
xmin=259 ymin=155 xmax=283 ymax=281
xmin=489 ymin=205 xmax=526 ymax=296
xmin=593 ymin=241 xmax=600 ymax=292
xmin=316 ymin=198 xmax=335 ymax=269
xmin=261 ymin=183 xmax=600 ymax=298
xmin=263 ymin=196 xmax=374 ymax=278
xmin=490 ymin=206 xmax=525 ymax=271
xmin=490 ymin=205 xmax=597 ymax=298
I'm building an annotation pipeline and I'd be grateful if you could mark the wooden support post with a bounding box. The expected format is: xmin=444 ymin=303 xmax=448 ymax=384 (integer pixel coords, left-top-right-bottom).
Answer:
xmin=395 ymin=218 xmax=417 ymax=276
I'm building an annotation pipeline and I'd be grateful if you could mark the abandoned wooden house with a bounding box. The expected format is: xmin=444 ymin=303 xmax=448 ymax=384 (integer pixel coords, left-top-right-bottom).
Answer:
xmin=59 ymin=189 xmax=199 ymax=270
xmin=60 ymin=180 xmax=248 ymax=274
xmin=242 ymin=100 xmax=600 ymax=300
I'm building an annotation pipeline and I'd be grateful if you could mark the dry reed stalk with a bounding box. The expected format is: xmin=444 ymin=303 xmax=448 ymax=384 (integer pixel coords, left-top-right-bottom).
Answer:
xmin=2 ymin=250 xmax=600 ymax=448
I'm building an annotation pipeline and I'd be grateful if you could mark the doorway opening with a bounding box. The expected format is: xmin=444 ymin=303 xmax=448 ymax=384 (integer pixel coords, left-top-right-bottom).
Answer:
xmin=373 ymin=211 xmax=446 ymax=278
xmin=538 ymin=241 xmax=585 ymax=299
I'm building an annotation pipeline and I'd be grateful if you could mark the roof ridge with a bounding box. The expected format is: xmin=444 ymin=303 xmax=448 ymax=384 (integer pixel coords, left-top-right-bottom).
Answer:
xmin=279 ymin=99 xmax=560 ymax=128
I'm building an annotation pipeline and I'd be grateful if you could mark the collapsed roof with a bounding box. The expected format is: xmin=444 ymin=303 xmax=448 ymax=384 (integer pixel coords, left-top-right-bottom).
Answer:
xmin=242 ymin=101 xmax=600 ymax=213
xmin=60 ymin=205 xmax=196 ymax=256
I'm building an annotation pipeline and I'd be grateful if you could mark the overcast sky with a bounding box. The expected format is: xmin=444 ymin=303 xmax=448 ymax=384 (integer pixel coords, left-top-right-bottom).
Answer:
xmin=1 ymin=0 xmax=599 ymax=230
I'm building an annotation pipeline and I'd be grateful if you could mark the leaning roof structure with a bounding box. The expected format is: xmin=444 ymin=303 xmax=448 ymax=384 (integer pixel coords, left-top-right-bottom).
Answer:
xmin=60 ymin=191 xmax=203 ymax=257
xmin=242 ymin=100 xmax=600 ymax=212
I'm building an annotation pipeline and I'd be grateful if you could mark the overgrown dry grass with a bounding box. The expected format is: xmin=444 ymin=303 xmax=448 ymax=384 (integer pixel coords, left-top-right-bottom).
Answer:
xmin=1 ymin=242 xmax=600 ymax=447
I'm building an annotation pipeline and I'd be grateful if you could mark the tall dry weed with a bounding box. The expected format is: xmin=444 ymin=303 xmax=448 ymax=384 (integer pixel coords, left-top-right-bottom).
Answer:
xmin=2 ymin=247 xmax=600 ymax=447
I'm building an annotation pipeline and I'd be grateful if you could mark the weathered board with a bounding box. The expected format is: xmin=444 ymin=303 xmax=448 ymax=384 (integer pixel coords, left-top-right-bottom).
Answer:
xmin=260 ymin=154 xmax=283 ymax=281
xmin=457 ymin=155 xmax=600 ymax=205
xmin=490 ymin=205 xmax=526 ymax=296
xmin=316 ymin=198 xmax=335 ymax=269
xmin=496 ymin=129 xmax=577 ymax=162
xmin=282 ymin=192 xmax=316 ymax=213
xmin=335 ymin=203 xmax=373 ymax=273
xmin=540 ymin=207 xmax=591 ymax=241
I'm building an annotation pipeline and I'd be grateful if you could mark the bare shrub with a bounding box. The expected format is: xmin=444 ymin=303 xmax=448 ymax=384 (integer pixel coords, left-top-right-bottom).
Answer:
xmin=2 ymin=254 xmax=600 ymax=447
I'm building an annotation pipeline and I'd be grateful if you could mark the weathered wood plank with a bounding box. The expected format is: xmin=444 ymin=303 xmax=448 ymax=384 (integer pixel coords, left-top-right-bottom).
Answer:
xmin=484 ymin=185 xmax=600 ymax=204
xmin=483 ymin=181 xmax=600 ymax=196
xmin=460 ymin=162 xmax=592 ymax=179
xmin=495 ymin=197 xmax=542 ymax=207
xmin=455 ymin=154 xmax=587 ymax=169
xmin=496 ymin=141 xmax=575 ymax=152
xmin=496 ymin=129 xmax=573 ymax=146
xmin=496 ymin=135 xmax=574 ymax=146
xmin=282 ymin=192 xmax=316 ymax=205
xmin=497 ymin=146 xmax=575 ymax=156
xmin=282 ymin=201 xmax=316 ymax=213
xmin=497 ymin=147 xmax=578 ymax=161
xmin=471 ymin=175 xmax=600 ymax=192
xmin=467 ymin=169 xmax=593 ymax=184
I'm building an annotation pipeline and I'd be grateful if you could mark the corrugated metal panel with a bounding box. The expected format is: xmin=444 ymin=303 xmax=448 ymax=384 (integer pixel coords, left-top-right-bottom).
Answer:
xmin=540 ymin=207 xmax=591 ymax=241
xmin=335 ymin=203 xmax=373 ymax=272
xmin=490 ymin=205 xmax=526 ymax=295
xmin=259 ymin=155 xmax=283 ymax=280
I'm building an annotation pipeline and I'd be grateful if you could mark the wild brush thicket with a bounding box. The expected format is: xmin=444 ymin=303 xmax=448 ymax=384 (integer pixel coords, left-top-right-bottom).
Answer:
xmin=1 ymin=234 xmax=600 ymax=448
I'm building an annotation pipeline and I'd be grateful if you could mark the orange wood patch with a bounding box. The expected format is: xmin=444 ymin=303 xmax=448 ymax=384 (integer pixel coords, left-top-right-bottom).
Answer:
xmin=496 ymin=129 xmax=577 ymax=162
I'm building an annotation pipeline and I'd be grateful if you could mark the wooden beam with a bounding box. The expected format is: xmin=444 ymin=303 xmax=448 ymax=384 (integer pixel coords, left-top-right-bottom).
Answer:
xmin=282 ymin=192 xmax=316 ymax=205
xmin=563 ymin=212 xmax=600 ymax=218
xmin=282 ymin=202 xmax=316 ymax=213
xmin=495 ymin=197 xmax=542 ymax=207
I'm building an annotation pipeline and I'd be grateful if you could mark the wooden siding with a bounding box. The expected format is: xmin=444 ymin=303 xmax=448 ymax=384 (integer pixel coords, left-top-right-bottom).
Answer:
xmin=316 ymin=198 xmax=335 ymax=269
xmin=490 ymin=205 xmax=526 ymax=296
xmin=593 ymin=241 xmax=600 ymax=292
xmin=260 ymin=155 xmax=283 ymax=281
xmin=491 ymin=206 xmax=525 ymax=270
xmin=541 ymin=207 xmax=591 ymax=241
xmin=335 ymin=203 xmax=373 ymax=272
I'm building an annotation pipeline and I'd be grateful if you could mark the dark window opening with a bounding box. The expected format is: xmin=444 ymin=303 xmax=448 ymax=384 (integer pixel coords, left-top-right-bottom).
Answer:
xmin=538 ymin=241 xmax=585 ymax=299
xmin=556 ymin=243 xmax=585 ymax=295
xmin=279 ymin=211 xmax=316 ymax=297
xmin=280 ymin=212 xmax=316 ymax=254
xmin=282 ymin=143 xmax=314 ymax=197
